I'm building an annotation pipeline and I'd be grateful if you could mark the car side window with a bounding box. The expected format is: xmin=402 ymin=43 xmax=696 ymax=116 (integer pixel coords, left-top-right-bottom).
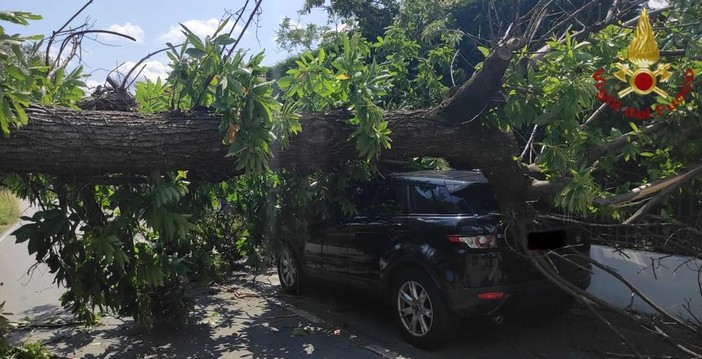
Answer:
xmin=408 ymin=183 xmax=456 ymax=214
xmin=372 ymin=183 xmax=407 ymax=215
xmin=353 ymin=181 xmax=378 ymax=216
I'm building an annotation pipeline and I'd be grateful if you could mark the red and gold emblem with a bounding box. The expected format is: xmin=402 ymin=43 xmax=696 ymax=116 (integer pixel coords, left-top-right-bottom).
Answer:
xmin=614 ymin=9 xmax=672 ymax=98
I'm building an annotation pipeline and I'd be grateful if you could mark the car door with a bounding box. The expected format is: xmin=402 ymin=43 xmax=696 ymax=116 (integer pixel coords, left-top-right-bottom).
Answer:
xmin=345 ymin=181 xmax=408 ymax=286
xmin=305 ymin=220 xmax=327 ymax=274
xmin=313 ymin=180 xmax=379 ymax=281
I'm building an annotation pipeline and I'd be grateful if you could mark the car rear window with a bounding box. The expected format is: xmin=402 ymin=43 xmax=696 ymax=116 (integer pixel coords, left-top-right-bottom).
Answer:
xmin=409 ymin=183 xmax=454 ymax=214
xmin=451 ymin=183 xmax=500 ymax=215
xmin=408 ymin=182 xmax=499 ymax=215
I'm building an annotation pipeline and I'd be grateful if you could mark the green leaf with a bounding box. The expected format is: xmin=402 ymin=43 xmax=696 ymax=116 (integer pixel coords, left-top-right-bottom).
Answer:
xmin=277 ymin=76 xmax=293 ymax=89
xmin=12 ymin=100 xmax=28 ymax=125
xmin=180 ymin=24 xmax=205 ymax=49
xmin=477 ymin=46 xmax=490 ymax=58
xmin=27 ymin=235 xmax=45 ymax=256
xmin=12 ymin=224 xmax=36 ymax=244
xmin=318 ymin=47 xmax=326 ymax=63
xmin=43 ymin=217 xmax=66 ymax=236
xmin=6 ymin=66 xmax=25 ymax=81
xmin=185 ymin=48 xmax=208 ymax=59
xmin=228 ymin=78 xmax=244 ymax=95
xmin=213 ymin=33 xmax=235 ymax=46
xmin=629 ymin=122 xmax=639 ymax=133
xmin=1 ymin=99 xmax=14 ymax=136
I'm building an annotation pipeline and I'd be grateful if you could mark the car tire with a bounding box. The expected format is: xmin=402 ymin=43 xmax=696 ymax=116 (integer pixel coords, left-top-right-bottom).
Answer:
xmin=277 ymin=244 xmax=305 ymax=295
xmin=391 ymin=269 xmax=459 ymax=349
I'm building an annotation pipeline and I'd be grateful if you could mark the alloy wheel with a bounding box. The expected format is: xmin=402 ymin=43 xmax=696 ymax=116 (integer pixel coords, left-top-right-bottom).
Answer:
xmin=279 ymin=247 xmax=297 ymax=288
xmin=397 ymin=280 xmax=434 ymax=337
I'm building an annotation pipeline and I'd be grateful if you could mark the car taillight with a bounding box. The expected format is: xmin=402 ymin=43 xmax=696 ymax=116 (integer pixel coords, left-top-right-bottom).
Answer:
xmin=477 ymin=292 xmax=504 ymax=300
xmin=448 ymin=234 xmax=496 ymax=249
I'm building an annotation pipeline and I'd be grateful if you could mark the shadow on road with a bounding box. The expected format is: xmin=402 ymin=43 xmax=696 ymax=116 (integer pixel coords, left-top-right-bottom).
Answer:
xmin=273 ymin=278 xmax=702 ymax=358
xmin=9 ymin=283 xmax=378 ymax=358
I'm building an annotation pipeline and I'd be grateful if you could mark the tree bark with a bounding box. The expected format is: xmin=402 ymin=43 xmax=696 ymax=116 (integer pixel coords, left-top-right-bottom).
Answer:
xmin=0 ymin=106 xmax=227 ymax=177
xmin=0 ymin=106 xmax=533 ymax=191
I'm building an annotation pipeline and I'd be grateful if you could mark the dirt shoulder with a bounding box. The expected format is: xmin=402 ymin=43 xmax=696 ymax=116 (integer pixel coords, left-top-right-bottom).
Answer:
xmin=0 ymin=189 xmax=20 ymax=235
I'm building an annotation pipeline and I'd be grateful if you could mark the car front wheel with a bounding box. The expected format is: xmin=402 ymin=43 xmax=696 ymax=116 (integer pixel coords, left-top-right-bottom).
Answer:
xmin=277 ymin=245 xmax=304 ymax=294
xmin=391 ymin=269 xmax=459 ymax=348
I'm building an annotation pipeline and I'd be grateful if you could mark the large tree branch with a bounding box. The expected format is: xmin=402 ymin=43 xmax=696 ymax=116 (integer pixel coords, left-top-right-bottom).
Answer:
xmin=528 ymin=178 xmax=566 ymax=200
xmin=595 ymin=164 xmax=702 ymax=206
xmin=585 ymin=121 xmax=668 ymax=166
xmin=623 ymin=164 xmax=702 ymax=223
xmin=436 ymin=39 xmax=524 ymax=123
xmin=587 ymin=122 xmax=702 ymax=167
xmin=525 ymin=160 xmax=702 ymax=209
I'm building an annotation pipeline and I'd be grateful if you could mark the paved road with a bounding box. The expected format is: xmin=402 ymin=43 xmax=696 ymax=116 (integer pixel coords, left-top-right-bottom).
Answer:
xmin=8 ymin=265 xmax=690 ymax=359
xmin=10 ymin=282 xmax=384 ymax=358
xmin=0 ymin=200 xmax=65 ymax=322
xmin=256 ymin=272 xmax=691 ymax=359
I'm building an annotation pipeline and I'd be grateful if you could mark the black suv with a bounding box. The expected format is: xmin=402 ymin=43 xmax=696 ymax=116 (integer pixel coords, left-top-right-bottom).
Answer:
xmin=277 ymin=170 xmax=591 ymax=348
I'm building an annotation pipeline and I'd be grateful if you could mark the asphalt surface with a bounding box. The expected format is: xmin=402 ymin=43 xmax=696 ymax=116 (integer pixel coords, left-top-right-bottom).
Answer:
xmin=0 ymin=200 xmax=66 ymax=323
xmin=254 ymin=272 xmax=692 ymax=359
xmin=7 ymin=266 xmax=694 ymax=358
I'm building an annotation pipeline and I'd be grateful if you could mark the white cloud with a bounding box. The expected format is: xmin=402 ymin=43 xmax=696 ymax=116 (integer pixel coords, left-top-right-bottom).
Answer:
xmin=84 ymin=80 xmax=103 ymax=89
xmin=159 ymin=18 xmax=243 ymax=43
xmin=116 ymin=60 xmax=170 ymax=83
xmin=81 ymin=79 xmax=103 ymax=94
xmin=47 ymin=48 xmax=65 ymax=66
xmin=106 ymin=22 xmax=145 ymax=43
xmin=648 ymin=0 xmax=668 ymax=9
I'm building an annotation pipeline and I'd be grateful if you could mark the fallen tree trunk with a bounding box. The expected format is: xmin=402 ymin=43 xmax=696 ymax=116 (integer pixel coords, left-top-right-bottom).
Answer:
xmin=0 ymin=40 xmax=547 ymax=207
xmin=0 ymin=105 xmax=536 ymax=195
xmin=1 ymin=106 xmax=229 ymax=177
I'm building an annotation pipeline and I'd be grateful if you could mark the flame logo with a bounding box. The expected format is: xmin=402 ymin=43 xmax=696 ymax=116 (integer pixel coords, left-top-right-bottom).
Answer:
xmin=613 ymin=8 xmax=672 ymax=98
xmin=627 ymin=9 xmax=659 ymax=67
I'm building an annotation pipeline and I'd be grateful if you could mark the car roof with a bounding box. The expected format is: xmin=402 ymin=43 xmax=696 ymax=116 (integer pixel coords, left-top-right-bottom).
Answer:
xmin=389 ymin=170 xmax=488 ymax=185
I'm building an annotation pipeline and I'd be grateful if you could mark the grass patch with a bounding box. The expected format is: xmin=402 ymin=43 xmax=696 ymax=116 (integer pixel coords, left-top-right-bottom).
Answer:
xmin=0 ymin=188 xmax=20 ymax=235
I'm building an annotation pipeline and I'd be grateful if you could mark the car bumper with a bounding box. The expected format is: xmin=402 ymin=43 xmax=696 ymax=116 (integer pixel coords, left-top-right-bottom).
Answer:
xmin=445 ymin=269 xmax=591 ymax=318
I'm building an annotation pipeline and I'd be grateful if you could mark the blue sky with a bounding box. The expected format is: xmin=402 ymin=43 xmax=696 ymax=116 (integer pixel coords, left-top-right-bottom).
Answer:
xmin=4 ymin=0 xmax=667 ymax=90
xmin=3 ymin=0 xmax=330 ymax=88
